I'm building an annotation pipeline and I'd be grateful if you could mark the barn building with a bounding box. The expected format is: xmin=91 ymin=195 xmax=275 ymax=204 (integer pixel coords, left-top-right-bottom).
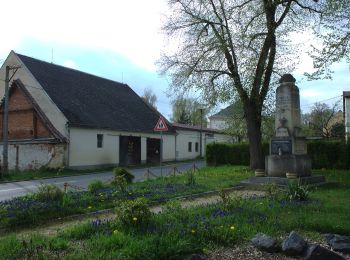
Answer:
xmin=0 ymin=51 xmax=231 ymax=170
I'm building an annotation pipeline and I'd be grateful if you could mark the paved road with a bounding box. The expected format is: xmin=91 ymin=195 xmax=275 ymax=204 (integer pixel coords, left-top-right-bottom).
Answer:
xmin=0 ymin=160 xmax=205 ymax=202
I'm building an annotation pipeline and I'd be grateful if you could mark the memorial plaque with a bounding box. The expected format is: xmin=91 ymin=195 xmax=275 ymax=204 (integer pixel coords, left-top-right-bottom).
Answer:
xmin=271 ymin=140 xmax=292 ymax=155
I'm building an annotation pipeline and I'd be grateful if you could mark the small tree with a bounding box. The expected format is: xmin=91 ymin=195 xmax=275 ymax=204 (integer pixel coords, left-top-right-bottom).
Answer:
xmin=141 ymin=87 xmax=157 ymax=109
xmin=171 ymin=96 xmax=210 ymax=126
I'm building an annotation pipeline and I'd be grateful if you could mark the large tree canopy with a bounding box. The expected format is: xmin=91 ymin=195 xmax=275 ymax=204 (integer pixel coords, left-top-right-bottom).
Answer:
xmin=307 ymin=0 xmax=350 ymax=79
xmin=159 ymin=0 xmax=324 ymax=169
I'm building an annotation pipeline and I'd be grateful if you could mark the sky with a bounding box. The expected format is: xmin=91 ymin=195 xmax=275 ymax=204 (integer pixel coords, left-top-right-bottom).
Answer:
xmin=0 ymin=0 xmax=349 ymax=120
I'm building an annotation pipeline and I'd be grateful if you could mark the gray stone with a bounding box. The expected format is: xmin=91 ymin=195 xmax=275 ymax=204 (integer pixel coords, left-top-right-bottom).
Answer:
xmin=279 ymin=74 xmax=296 ymax=83
xmin=189 ymin=254 xmax=205 ymax=260
xmin=304 ymin=244 xmax=346 ymax=260
xmin=281 ymin=231 xmax=307 ymax=256
xmin=266 ymin=154 xmax=312 ymax=177
xmin=325 ymin=234 xmax=350 ymax=253
xmin=251 ymin=233 xmax=279 ymax=252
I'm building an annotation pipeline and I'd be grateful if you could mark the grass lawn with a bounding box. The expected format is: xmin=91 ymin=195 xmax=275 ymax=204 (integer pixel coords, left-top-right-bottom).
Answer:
xmin=0 ymin=166 xmax=349 ymax=259
xmin=0 ymin=167 xmax=114 ymax=183
xmin=0 ymin=166 xmax=252 ymax=230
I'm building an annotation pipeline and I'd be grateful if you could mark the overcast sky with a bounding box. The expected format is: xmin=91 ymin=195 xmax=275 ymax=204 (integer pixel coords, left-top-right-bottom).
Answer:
xmin=0 ymin=0 xmax=349 ymax=119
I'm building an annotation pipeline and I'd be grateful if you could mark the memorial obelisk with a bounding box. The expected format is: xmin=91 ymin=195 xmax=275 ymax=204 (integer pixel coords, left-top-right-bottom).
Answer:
xmin=266 ymin=74 xmax=311 ymax=177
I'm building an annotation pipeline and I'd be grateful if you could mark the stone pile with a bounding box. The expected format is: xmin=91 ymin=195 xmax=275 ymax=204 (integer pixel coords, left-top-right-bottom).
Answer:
xmin=251 ymin=231 xmax=350 ymax=259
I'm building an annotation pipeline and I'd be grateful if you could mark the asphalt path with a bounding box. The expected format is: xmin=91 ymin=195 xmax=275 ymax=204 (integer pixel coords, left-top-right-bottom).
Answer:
xmin=0 ymin=160 xmax=205 ymax=202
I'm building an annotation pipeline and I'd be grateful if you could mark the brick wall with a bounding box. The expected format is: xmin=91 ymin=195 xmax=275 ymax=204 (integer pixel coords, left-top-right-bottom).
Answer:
xmin=0 ymin=85 xmax=53 ymax=140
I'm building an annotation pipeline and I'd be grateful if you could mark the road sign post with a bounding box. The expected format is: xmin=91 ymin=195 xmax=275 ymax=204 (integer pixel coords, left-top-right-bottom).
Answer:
xmin=154 ymin=117 xmax=168 ymax=177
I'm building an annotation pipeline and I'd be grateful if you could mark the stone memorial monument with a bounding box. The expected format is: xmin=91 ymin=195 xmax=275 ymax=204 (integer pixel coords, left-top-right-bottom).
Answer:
xmin=266 ymin=74 xmax=311 ymax=177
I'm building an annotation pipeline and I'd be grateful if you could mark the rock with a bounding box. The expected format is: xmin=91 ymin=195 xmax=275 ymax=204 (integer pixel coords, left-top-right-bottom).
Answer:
xmin=325 ymin=234 xmax=350 ymax=254
xmin=304 ymin=244 xmax=346 ymax=260
xmin=281 ymin=231 xmax=307 ymax=256
xmin=189 ymin=254 xmax=205 ymax=260
xmin=251 ymin=233 xmax=279 ymax=252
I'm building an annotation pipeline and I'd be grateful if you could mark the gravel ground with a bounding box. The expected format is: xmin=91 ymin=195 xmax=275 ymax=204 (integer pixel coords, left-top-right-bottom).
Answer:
xmin=206 ymin=240 xmax=350 ymax=260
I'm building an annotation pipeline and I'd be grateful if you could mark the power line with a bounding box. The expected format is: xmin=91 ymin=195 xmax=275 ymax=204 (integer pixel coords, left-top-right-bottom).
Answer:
xmin=300 ymin=95 xmax=343 ymax=108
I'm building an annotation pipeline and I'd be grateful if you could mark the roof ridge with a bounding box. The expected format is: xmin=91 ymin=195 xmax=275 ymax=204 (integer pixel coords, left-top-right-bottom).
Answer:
xmin=15 ymin=52 xmax=128 ymax=88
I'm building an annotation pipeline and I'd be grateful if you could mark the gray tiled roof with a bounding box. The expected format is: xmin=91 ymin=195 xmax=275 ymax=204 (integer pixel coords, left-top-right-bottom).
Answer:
xmin=17 ymin=53 xmax=171 ymax=133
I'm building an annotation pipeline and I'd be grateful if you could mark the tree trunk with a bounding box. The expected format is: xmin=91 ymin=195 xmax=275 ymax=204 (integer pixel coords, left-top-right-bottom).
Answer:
xmin=244 ymin=100 xmax=264 ymax=169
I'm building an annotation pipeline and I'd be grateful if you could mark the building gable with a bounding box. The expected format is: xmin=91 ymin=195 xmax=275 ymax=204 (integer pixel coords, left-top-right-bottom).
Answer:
xmin=0 ymin=80 xmax=65 ymax=143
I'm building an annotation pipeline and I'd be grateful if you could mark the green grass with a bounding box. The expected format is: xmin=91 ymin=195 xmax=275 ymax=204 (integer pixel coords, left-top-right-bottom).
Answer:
xmin=1 ymin=167 xmax=350 ymax=259
xmin=0 ymin=159 xmax=201 ymax=183
xmin=0 ymin=166 xmax=114 ymax=183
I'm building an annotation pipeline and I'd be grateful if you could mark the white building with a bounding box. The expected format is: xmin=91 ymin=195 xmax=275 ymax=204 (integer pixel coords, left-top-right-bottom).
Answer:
xmin=0 ymin=51 xmax=232 ymax=170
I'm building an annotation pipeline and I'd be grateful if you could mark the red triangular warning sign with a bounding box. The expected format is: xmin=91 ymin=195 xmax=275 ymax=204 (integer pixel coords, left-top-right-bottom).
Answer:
xmin=154 ymin=117 xmax=168 ymax=131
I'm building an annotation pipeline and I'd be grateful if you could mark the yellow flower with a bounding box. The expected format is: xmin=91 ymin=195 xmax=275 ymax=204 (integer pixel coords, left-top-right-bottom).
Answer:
xmin=133 ymin=217 xmax=138 ymax=222
xmin=113 ymin=230 xmax=119 ymax=235
xmin=191 ymin=229 xmax=196 ymax=234
xmin=230 ymin=225 xmax=235 ymax=231
xmin=88 ymin=206 xmax=92 ymax=209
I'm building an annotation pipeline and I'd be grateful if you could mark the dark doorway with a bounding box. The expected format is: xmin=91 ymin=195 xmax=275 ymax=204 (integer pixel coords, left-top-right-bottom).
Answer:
xmin=147 ymin=138 xmax=160 ymax=164
xmin=119 ymin=136 xmax=141 ymax=166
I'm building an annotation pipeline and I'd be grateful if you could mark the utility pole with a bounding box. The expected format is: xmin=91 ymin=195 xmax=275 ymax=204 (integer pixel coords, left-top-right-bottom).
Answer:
xmin=2 ymin=65 xmax=20 ymax=176
xmin=199 ymin=108 xmax=203 ymax=158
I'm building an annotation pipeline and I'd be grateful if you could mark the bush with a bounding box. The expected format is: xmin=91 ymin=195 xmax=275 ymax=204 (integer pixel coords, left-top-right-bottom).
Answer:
xmin=34 ymin=184 xmax=64 ymax=203
xmin=88 ymin=179 xmax=105 ymax=194
xmin=206 ymin=141 xmax=350 ymax=169
xmin=264 ymin=182 xmax=282 ymax=201
xmin=115 ymin=198 xmax=151 ymax=228
xmin=285 ymin=181 xmax=310 ymax=201
xmin=307 ymin=141 xmax=350 ymax=169
xmin=113 ymin=167 xmax=134 ymax=184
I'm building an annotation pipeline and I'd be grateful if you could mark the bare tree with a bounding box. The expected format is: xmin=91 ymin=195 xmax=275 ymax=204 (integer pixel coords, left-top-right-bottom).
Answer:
xmin=159 ymin=0 xmax=324 ymax=169
xmin=306 ymin=101 xmax=343 ymax=138
xmin=141 ymin=88 xmax=157 ymax=109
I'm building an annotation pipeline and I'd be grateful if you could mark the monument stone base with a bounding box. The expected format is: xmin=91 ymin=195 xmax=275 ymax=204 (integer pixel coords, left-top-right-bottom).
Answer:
xmin=266 ymin=154 xmax=311 ymax=177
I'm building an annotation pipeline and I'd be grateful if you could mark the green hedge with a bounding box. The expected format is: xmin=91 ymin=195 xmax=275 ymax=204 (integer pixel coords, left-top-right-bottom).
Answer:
xmin=206 ymin=141 xmax=350 ymax=169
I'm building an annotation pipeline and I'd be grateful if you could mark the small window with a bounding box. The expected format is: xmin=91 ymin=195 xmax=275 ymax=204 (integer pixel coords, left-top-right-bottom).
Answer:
xmin=188 ymin=142 xmax=192 ymax=152
xmin=97 ymin=134 xmax=103 ymax=148
xmin=195 ymin=142 xmax=199 ymax=152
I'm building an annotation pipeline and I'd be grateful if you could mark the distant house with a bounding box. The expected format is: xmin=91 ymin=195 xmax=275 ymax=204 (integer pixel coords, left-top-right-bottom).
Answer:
xmin=209 ymin=105 xmax=235 ymax=130
xmin=0 ymin=51 xmax=232 ymax=170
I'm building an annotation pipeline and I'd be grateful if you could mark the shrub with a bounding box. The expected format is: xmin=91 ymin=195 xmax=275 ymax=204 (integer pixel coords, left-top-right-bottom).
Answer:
xmin=115 ymin=198 xmax=151 ymax=228
xmin=219 ymin=189 xmax=243 ymax=211
xmin=264 ymin=182 xmax=282 ymax=201
xmin=88 ymin=179 xmax=105 ymax=194
xmin=0 ymin=205 xmax=8 ymax=226
xmin=111 ymin=175 xmax=128 ymax=195
xmin=185 ymin=170 xmax=196 ymax=186
xmin=206 ymin=141 xmax=350 ymax=169
xmin=113 ymin=167 xmax=134 ymax=184
xmin=34 ymin=184 xmax=64 ymax=203
xmin=285 ymin=181 xmax=310 ymax=201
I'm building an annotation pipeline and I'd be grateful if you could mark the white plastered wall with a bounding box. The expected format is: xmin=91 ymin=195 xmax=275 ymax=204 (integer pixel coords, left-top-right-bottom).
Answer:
xmin=0 ymin=143 xmax=65 ymax=170
xmin=345 ymin=96 xmax=350 ymax=143
xmin=0 ymin=51 xmax=69 ymax=138
xmin=175 ymin=130 xmax=202 ymax=160
xmin=209 ymin=117 xmax=227 ymax=130
xmin=69 ymin=127 xmax=176 ymax=168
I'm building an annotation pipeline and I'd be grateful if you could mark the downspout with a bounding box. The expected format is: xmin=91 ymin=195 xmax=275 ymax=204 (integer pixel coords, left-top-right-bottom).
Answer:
xmin=66 ymin=122 xmax=70 ymax=168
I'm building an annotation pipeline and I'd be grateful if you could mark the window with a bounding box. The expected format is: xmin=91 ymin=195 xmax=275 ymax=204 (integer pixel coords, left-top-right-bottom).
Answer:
xmin=97 ymin=134 xmax=103 ymax=148
xmin=195 ymin=142 xmax=199 ymax=152
xmin=188 ymin=142 xmax=192 ymax=152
